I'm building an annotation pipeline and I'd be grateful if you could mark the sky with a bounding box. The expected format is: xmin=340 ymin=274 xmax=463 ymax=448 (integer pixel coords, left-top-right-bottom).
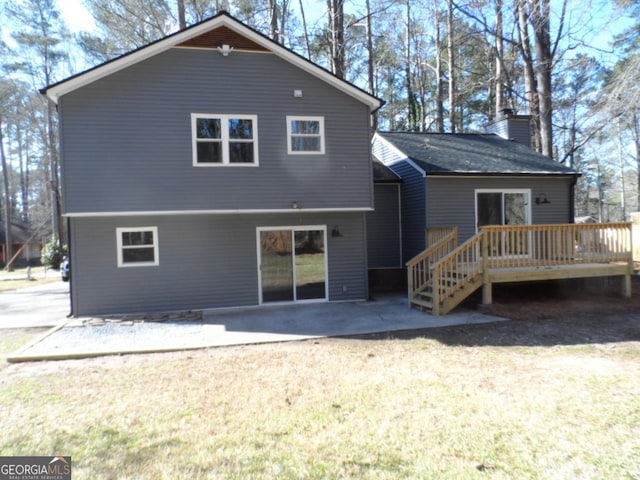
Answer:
xmin=56 ymin=0 xmax=95 ymax=33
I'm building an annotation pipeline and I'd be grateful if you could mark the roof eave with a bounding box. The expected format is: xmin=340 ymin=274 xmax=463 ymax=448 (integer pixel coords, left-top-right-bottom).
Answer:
xmin=426 ymin=171 xmax=581 ymax=177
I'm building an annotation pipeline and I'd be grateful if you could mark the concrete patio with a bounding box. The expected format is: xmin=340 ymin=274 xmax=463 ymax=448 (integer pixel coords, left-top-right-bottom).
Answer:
xmin=7 ymin=294 xmax=507 ymax=362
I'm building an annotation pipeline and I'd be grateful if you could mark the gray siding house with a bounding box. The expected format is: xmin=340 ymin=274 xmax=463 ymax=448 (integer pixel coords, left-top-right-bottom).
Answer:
xmin=42 ymin=12 xmax=382 ymax=316
xmin=372 ymin=112 xmax=580 ymax=263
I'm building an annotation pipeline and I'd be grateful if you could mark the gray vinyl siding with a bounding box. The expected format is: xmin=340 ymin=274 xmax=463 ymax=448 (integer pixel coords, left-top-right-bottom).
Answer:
xmin=390 ymin=162 xmax=425 ymax=263
xmin=367 ymin=184 xmax=401 ymax=268
xmin=69 ymin=212 xmax=367 ymax=316
xmin=426 ymin=176 xmax=575 ymax=243
xmin=371 ymin=134 xmax=405 ymax=164
xmin=59 ymin=48 xmax=372 ymax=214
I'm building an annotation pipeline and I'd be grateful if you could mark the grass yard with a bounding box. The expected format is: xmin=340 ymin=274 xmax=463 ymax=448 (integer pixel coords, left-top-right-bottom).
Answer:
xmin=0 ymin=266 xmax=60 ymax=292
xmin=1 ymin=314 xmax=639 ymax=479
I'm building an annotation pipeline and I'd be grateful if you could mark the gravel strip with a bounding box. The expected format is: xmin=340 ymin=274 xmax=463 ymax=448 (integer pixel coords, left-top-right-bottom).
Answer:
xmin=18 ymin=321 xmax=226 ymax=357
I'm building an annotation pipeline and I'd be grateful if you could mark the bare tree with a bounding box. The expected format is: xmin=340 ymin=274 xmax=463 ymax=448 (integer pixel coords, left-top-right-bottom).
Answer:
xmin=447 ymin=0 xmax=456 ymax=133
xmin=7 ymin=0 xmax=70 ymax=246
xmin=327 ymin=0 xmax=345 ymax=78
xmin=0 ymin=107 xmax=12 ymax=270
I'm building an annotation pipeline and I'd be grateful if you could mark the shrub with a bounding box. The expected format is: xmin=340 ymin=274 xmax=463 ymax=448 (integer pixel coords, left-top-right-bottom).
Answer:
xmin=41 ymin=240 xmax=67 ymax=270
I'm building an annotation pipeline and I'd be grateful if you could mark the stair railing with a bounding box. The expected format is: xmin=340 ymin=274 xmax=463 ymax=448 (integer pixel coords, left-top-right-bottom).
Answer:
xmin=431 ymin=231 xmax=484 ymax=315
xmin=406 ymin=227 xmax=458 ymax=304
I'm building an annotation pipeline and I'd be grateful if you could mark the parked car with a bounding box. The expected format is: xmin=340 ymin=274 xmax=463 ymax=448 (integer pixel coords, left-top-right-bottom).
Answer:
xmin=60 ymin=256 xmax=70 ymax=282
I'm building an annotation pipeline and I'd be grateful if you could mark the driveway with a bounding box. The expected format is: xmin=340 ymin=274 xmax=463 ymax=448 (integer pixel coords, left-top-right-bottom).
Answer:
xmin=0 ymin=280 xmax=70 ymax=329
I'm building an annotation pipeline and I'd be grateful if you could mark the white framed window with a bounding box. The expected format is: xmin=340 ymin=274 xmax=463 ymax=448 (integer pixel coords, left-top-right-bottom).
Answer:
xmin=191 ymin=114 xmax=258 ymax=166
xmin=116 ymin=227 xmax=159 ymax=267
xmin=287 ymin=116 xmax=325 ymax=154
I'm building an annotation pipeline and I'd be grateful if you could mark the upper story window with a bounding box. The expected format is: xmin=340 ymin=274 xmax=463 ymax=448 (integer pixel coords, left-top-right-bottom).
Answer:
xmin=192 ymin=114 xmax=258 ymax=166
xmin=287 ymin=116 xmax=325 ymax=155
xmin=116 ymin=227 xmax=159 ymax=267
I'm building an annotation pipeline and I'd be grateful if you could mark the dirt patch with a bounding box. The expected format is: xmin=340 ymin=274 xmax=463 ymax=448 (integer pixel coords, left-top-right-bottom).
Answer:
xmin=349 ymin=275 xmax=640 ymax=348
xmin=467 ymin=275 xmax=640 ymax=322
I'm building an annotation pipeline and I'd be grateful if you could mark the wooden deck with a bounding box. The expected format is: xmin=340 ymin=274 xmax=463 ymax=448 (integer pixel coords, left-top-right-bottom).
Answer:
xmin=408 ymin=223 xmax=633 ymax=315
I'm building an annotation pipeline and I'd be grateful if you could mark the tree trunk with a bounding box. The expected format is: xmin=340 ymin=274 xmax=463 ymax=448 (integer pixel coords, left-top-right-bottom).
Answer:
xmin=327 ymin=0 xmax=345 ymax=79
xmin=530 ymin=0 xmax=553 ymax=158
xmin=516 ymin=0 xmax=541 ymax=152
xmin=298 ymin=0 xmax=311 ymax=58
xmin=269 ymin=0 xmax=279 ymax=41
xmin=177 ymin=0 xmax=186 ymax=29
xmin=633 ymin=111 xmax=640 ymax=214
xmin=447 ymin=0 xmax=456 ymax=133
xmin=17 ymin=123 xmax=28 ymax=222
xmin=434 ymin=3 xmax=444 ymax=133
xmin=0 ymin=113 xmax=12 ymax=271
xmin=495 ymin=0 xmax=504 ymax=114
xmin=405 ymin=1 xmax=416 ymax=131
xmin=365 ymin=0 xmax=376 ymax=131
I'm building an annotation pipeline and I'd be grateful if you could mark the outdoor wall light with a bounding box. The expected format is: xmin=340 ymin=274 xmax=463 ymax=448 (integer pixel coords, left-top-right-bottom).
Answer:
xmin=217 ymin=44 xmax=234 ymax=56
xmin=535 ymin=194 xmax=551 ymax=205
xmin=331 ymin=226 xmax=343 ymax=237
xmin=291 ymin=201 xmax=299 ymax=209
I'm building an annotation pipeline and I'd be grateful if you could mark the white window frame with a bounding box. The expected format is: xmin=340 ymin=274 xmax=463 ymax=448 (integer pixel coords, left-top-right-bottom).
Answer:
xmin=256 ymin=225 xmax=329 ymax=304
xmin=287 ymin=116 xmax=325 ymax=155
xmin=116 ymin=227 xmax=159 ymax=267
xmin=474 ymin=189 xmax=531 ymax=232
xmin=191 ymin=113 xmax=259 ymax=167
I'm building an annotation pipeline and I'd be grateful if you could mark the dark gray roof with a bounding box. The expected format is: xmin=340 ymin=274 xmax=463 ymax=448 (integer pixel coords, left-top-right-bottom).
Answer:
xmin=378 ymin=132 xmax=579 ymax=176
xmin=0 ymin=223 xmax=34 ymax=244
xmin=372 ymin=156 xmax=401 ymax=182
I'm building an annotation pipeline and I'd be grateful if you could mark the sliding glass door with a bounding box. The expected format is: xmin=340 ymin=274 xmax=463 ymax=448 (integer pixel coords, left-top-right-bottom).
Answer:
xmin=476 ymin=190 xmax=531 ymax=256
xmin=258 ymin=227 xmax=327 ymax=303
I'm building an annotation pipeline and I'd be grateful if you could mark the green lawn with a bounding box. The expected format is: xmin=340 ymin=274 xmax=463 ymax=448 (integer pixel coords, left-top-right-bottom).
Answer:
xmin=1 ymin=315 xmax=639 ymax=479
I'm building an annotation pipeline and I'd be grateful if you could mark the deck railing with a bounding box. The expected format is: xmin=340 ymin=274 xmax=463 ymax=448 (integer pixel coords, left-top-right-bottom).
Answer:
xmin=407 ymin=227 xmax=458 ymax=301
xmin=481 ymin=222 xmax=632 ymax=269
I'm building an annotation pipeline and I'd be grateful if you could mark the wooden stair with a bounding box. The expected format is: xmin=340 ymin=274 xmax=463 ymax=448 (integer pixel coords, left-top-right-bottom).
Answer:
xmin=409 ymin=270 xmax=483 ymax=315
xmin=407 ymin=229 xmax=484 ymax=316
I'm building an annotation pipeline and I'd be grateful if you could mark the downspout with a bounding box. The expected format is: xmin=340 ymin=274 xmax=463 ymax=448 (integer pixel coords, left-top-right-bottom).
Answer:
xmin=66 ymin=216 xmax=74 ymax=317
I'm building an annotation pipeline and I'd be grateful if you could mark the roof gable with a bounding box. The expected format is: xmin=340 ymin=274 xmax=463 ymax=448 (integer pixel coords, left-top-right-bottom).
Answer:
xmin=375 ymin=132 xmax=579 ymax=176
xmin=176 ymin=25 xmax=268 ymax=51
xmin=42 ymin=12 xmax=382 ymax=111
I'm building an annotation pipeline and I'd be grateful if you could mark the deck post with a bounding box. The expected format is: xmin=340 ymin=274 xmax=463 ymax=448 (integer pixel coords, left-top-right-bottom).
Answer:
xmin=624 ymin=273 xmax=632 ymax=298
xmin=481 ymin=230 xmax=492 ymax=305
xmin=432 ymin=264 xmax=440 ymax=316
xmin=624 ymin=223 xmax=633 ymax=298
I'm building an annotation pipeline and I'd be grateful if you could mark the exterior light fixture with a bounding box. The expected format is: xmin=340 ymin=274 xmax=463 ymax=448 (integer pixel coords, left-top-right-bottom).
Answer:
xmin=217 ymin=44 xmax=234 ymax=56
xmin=331 ymin=226 xmax=343 ymax=237
xmin=535 ymin=194 xmax=551 ymax=205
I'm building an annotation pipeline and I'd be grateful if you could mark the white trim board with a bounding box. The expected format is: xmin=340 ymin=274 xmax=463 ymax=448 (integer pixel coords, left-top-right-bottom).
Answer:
xmin=65 ymin=208 xmax=373 ymax=218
